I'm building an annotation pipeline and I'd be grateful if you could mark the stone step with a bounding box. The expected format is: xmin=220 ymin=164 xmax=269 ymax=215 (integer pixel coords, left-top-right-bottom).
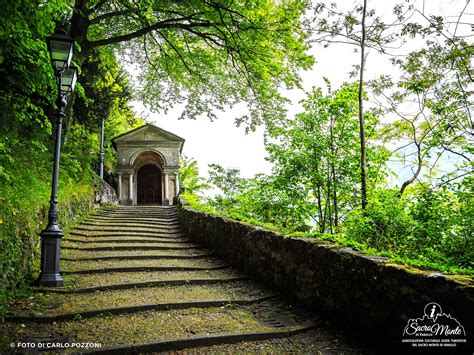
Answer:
xmin=73 ymin=226 xmax=183 ymax=233
xmin=13 ymin=277 xmax=259 ymax=316
xmin=62 ymin=243 xmax=202 ymax=251
xmin=61 ymin=253 xmax=215 ymax=262
xmin=63 ymin=240 xmax=196 ymax=247
xmin=88 ymin=325 xmax=318 ymax=354
xmin=5 ymin=301 xmax=316 ymax=353
xmin=62 ymin=265 xmax=229 ymax=275
xmin=92 ymin=210 xmax=178 ymax=216
xmin=87 ymin=212 xmax=178 ymax=218
xmin=110 ymin=206 xmax=176 ymax=210
xmin=86 ymin=216 xmax=179 ymax=221
xmin=61 ymin=257 xmax=227 ymax=272
xmin=100 ymin=206 xmax=176 ymax=211
xmin=61 ymin=269 xmax=246 ymax=290
xmin=70 ymin=231 xmax=186 ymax=238
xmin=63 ymin=236 xmax=193 ymax=244
xmin=84 ymin=217 xmax=180 ymax=226
xmin=80 ymin=221 xmax=182 ymax=228
xmin=9 ymin=297 xmax=277 ymax=323
xmin=62 ymin=247 xmax=210 ymax=259
xmin=36 ymin=276 xmax=248 ymax=294
xmin=90 ymin=213 xmax=178 ymax=222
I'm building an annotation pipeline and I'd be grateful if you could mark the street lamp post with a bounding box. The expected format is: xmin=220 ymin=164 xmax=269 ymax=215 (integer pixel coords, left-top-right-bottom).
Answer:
xmin=99 ymin=116 xmax=105 ymax=179
xmin=35 ymin=29 xmax=77 ymax=287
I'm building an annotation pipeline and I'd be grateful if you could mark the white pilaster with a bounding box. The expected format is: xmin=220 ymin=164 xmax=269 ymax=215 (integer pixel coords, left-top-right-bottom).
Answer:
xmin=164 ymin=173 xmax=169 ymax=200
xmin=117 ymin=173 xmax=122 ymax=202
xmin=129 ymin=172 xmax=134 ymax=205
xmin=174 ymin=172 xmax=180 ymax=197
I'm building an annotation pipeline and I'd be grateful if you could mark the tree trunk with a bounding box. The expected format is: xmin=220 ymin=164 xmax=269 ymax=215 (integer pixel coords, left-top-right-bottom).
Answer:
xmin=358 ymin=0 xmax=368 ymax=210
xmin=70 ymin=0 xmax=91 ymax=63
xmin=327 ymin=175 xmax=333 ymax=233
xmin=331 ymin=162 xmax=338 ymax=228
xmin=317 ymin=182 xmax=325 ymax=233
xmin=329 ymin=113 xmax=338 ymax=229
xmin=399 ymin=142 xmax=422 ymax=196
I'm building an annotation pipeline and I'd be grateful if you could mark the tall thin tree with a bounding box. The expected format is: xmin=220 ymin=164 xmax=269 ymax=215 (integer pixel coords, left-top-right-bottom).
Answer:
xmin=358 ymin=0 xmax=368 ymax=209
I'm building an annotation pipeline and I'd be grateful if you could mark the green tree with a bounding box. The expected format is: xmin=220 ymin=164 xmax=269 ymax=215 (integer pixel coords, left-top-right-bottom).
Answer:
xmin=207 ymin=166 xmax=309 ymax=232
xmin=370 ymin=15 xmax=473 ymax=196
xmin=179 ymin=156 xmax=210 ymax=197
xmin=310 ymin=1 xmax=415 ymax=208
xmin=0 ymin=0 xmax=142 ymax=308
xmin=62 ymin=0 xmax=315 ymax=128
xmin=267 ymin=81 xmax=389 ymax=233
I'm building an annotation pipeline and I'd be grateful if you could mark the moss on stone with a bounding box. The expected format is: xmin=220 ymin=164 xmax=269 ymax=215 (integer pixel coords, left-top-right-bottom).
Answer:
xmin=446 ymin=274 xmax=473 ymax=286
xmin=384 ymin=262 xmax=429 ymax=275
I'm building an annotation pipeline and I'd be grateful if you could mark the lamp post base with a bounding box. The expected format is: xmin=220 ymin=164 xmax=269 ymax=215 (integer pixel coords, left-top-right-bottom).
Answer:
xmin=35 ymin=224 xmax=64 ymax=287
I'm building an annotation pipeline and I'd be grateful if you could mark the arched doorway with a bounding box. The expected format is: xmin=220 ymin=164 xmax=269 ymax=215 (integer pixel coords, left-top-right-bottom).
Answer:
xmin=137 ymin=164 xmax=162 ymax=205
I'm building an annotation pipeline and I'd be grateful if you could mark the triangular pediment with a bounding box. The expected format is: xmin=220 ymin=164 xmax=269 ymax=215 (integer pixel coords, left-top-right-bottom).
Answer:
xmin=112 ymin=124 xmax=185 ymax=144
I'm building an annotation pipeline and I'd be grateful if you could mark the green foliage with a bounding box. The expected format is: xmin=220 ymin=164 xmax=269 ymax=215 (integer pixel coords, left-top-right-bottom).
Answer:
xmin=340 ymin=183 xmax=472 ymax=275
xmin=0 ymin=167 xmax=96 ymax=316
xmin=208 ymin=165 xmax=309 ymax=233
xmin=0 ymin=1 xmax=144 ymax=313
xmin=69 ymin=0 xmax=314 ymax=130
xmin=201 ymin=79 xmax=472 ymax=276
xmin=342 ymin=189 xmax=417 ymax=252
xmin=266 ymin=81 xmax=389 ymax=233
xmin=179 ymin=156 xmax=210 ymax=197
xmin=73 ymin=46 xmax=143 ymax=172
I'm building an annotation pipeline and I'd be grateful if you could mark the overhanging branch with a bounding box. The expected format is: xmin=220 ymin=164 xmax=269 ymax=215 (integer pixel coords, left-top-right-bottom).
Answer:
xmin=89 ymin=16 xmax=211 ymax=48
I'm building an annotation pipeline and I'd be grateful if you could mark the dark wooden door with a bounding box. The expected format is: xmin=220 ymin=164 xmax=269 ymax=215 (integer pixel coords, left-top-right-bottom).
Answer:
xmin=137 ymin=165 xmax=162 ymax=205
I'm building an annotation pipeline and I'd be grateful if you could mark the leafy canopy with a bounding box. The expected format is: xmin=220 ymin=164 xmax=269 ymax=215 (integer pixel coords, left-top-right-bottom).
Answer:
xmin=69 ymin=0 xmax=314 ymax=129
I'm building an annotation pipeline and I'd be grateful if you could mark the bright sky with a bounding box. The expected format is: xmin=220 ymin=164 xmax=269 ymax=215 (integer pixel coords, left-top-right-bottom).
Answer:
xmin=130 ymin=0 xmax=472 ymax=185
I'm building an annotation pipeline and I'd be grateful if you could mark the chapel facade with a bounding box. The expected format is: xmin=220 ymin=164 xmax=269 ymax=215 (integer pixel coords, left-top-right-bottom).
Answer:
xmin=112 ymin=124 xmax=185 ymax=205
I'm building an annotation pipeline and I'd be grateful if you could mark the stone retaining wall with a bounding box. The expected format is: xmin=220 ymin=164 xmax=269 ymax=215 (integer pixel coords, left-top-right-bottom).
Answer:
xmin=178 ymin=205 xmax=473 ymax=346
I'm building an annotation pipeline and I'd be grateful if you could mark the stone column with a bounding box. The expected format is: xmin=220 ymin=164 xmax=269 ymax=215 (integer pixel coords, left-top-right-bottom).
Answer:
xmin=128 ymin=172 xmax=134 ymax=205
xmin=174 ymin=172 xmax=180 ymax=203
xmin=162 ymin=172 xmax=169 ymax=206
xmin=117 ymin=172 xmax=122 ymax=203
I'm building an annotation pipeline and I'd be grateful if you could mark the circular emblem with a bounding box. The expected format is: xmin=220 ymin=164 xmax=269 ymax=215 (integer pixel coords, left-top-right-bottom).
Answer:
xmin=424 ymin=302 xmax=442 ymax=320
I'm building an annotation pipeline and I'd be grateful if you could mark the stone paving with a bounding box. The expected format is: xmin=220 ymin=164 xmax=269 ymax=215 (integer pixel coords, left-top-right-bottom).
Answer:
xmin=1 ymin=206 xmax=370 ymax=353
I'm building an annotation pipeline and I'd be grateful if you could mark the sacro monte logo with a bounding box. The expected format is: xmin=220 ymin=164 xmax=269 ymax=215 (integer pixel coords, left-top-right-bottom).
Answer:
xmin=402 ymin=302 xmax=467 ymax=349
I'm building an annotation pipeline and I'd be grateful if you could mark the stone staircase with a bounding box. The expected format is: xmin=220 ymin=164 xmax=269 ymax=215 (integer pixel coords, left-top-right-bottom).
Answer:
xmin=2 ymin=206 xmax=367 ymax=353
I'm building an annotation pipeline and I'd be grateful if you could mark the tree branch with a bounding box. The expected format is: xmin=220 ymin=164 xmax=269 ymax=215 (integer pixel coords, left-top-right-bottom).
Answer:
xmin=89 ymin=16 xmax=211 ymax=48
